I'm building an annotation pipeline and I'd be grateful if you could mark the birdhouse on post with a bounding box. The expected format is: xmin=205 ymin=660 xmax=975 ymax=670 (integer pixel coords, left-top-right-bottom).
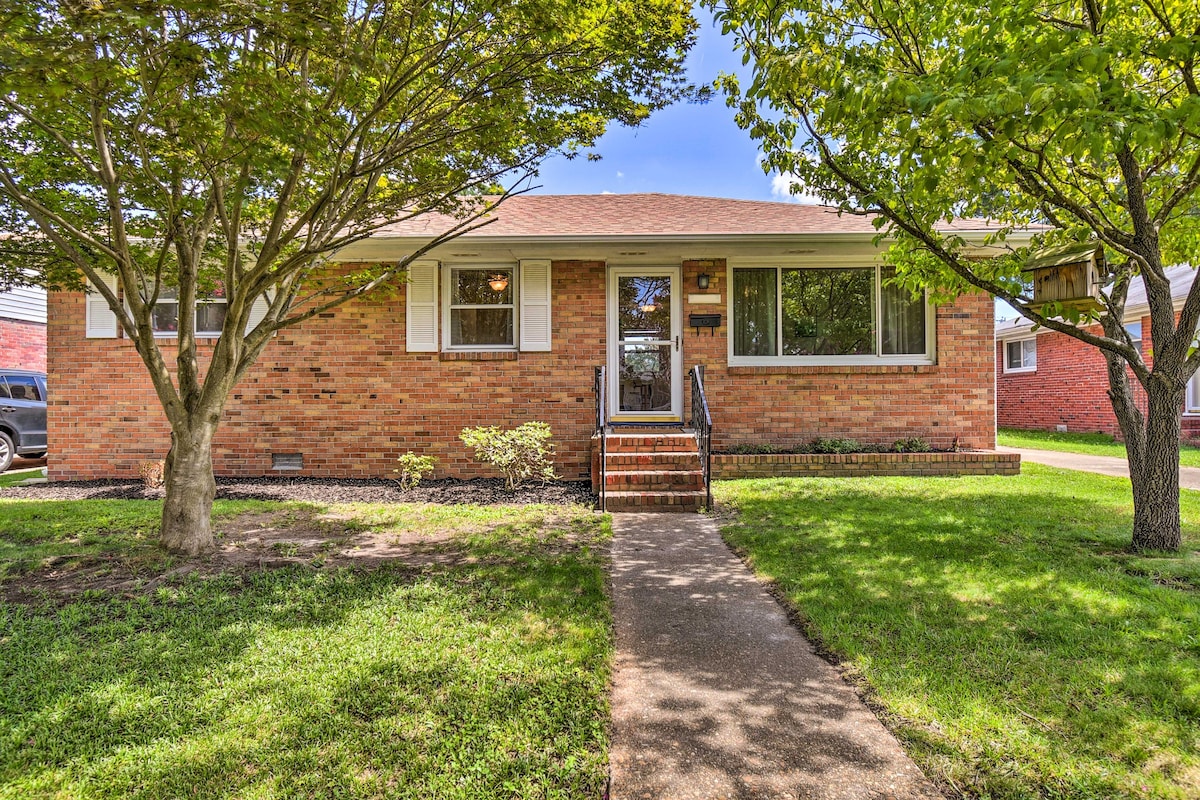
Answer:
xmin=1022 ymin=242 xmax=1106 ymax=313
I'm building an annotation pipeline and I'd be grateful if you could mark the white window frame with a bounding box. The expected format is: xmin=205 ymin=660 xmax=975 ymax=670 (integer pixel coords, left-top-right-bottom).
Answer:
xmin=1004 ymin=337 xmax=1038 ymax=374
xmin=441 ymin=264 xmax=518 ymax=352
xmin=150 ymin=288 xmax=228 ymax=338
xmin=726 ymin=259 xmax=935 ymax=366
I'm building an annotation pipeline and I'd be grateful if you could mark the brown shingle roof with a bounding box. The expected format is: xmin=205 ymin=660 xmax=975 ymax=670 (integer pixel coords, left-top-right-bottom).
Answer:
xmin=373 ymin=193 xmax=1001 ymax=239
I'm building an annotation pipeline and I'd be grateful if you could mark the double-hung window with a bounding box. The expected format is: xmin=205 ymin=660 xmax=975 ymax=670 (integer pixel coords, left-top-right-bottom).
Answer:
xmin=444 ymin=267 xmax=516 ymax=350
xmin=729 ymin=264 xmax=932 ymax=364
xmin=1004 ymin=338 xmax=1037 ymax=373
xmin=151 ymin=286 xmax=228 ymax=337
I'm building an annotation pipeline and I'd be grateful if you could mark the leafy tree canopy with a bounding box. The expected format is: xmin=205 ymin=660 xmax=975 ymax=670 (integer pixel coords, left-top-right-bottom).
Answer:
xmin=713 ymin=0 xmax=1200 ymax=339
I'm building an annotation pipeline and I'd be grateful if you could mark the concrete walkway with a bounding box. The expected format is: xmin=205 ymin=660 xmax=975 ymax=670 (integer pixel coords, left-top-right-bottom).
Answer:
xmin=609 ymin=513 xmax=942 ymax=800
xmin=997 ymin=446 xmax=1200 ymax=490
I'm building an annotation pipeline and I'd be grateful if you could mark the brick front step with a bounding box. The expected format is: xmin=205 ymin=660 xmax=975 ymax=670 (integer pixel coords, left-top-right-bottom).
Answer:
xmin=605 ymin=469 xmax=705 ymax=492
xmin=604 ymin=453 xmax=700 ymax=470
xmin=604 ymin=490 xmax=707 ymax=511
xmin=603 ymin=433 xmax=698 ymax=455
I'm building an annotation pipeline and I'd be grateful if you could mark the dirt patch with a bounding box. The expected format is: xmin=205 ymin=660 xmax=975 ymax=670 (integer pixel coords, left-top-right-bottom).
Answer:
xmin=2 ymin=505 xmax=545 ymax=605
xmin=0 ymin=476 xmax=594 ymax=505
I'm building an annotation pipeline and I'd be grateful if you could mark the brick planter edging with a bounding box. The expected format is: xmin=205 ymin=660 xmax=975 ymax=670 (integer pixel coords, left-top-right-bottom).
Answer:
xmin=711 ymin=451 xmax=1021 ymax=479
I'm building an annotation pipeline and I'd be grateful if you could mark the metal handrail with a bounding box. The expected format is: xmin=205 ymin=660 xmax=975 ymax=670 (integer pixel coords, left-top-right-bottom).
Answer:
xmin=688 ymin=365 xmax=713 ymax=511
xmin=594 ymin=366 xmax=607 ymax=511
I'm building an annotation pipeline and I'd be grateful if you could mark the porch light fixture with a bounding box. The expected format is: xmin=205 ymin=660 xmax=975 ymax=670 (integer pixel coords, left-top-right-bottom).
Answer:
xmin=639 ymin=301 xmax=658 ymax=314
xmin=696 ymin=272 xmax=711 ymax=290
xmin=488 ymin=274 xmax=509 ymax=292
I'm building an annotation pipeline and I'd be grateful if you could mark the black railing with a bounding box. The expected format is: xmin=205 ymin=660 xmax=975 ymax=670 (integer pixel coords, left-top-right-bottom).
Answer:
xmin=688 ymin=365 xmax=713 ymax=511
xmin=594 ymin=366 xmax=607 ymax=511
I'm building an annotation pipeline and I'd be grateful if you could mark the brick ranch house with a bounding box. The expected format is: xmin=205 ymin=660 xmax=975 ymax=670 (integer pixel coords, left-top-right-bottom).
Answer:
xmin=0 ymin=285 xmax=46 ymax=372
xmin=50 ymin=194 xmax=1012 ymax=491
xmin=996 ymin=263 xmax=1200 ymax=441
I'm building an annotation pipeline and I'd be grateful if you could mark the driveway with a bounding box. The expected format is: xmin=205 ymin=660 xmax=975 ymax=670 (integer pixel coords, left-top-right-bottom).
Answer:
xmin=996 ymin=446 xmax=1200 ymax=490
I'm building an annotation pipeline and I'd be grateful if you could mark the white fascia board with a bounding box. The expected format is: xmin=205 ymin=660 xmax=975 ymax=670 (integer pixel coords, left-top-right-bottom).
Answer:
xmin=335 ymin=229 xmax=1038 ymax=264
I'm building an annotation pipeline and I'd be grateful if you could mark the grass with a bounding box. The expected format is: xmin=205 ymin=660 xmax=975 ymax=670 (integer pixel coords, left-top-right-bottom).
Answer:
xmin=0 ymin=469 xmax=40 ymax=489
xmin=998 ymin=427 xmax=1200 ymax=468
xmin=717 ymin=464 xmax=1200 ymax=800
xmin=0 ymin=498 xmax=611 ymax=799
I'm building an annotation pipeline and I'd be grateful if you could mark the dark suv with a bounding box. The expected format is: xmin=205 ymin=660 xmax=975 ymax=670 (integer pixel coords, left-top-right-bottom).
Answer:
xmin=0 ymin=369 xmax=47 ymax=472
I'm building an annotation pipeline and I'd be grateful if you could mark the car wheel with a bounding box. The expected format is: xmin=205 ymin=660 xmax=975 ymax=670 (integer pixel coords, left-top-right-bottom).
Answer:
xmin=0 ymin=431 xmax=13 ymax=473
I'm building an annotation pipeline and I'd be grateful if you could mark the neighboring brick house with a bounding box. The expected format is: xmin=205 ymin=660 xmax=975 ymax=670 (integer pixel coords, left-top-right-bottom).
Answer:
xmin=49 ymin=194 xmax=1009 ymax=483
xmin=995 ymin=263 xmax=1200 ymax=441
xmin=0 ymin=285 xmax=47 ymax=372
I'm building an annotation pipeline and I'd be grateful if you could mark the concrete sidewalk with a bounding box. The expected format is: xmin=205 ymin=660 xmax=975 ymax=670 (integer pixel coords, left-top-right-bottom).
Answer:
xmin=997 ymin=446 xmax=1200 ymax=490
xmin=609 ymin=513 xmax=942 ymax=800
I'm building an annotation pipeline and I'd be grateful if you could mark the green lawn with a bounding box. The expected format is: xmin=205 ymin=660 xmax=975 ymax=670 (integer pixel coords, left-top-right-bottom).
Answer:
xmin=717 ymin=465 xmax=1200 ymax=800
xmin=0 ymin=498 xmax=611 ymax=799
xmin=0 ymin=469 xmax=41 ymax=489
xmin=998 ymin=427 xmax=1200 ymax=468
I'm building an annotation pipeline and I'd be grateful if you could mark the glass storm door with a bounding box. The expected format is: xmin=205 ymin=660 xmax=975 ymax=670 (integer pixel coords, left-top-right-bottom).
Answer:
xmin=608 ymin=268 xmax=682 ymax=421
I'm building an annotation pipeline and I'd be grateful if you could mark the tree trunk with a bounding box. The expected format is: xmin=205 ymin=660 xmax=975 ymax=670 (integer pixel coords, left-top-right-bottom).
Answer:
xmin=1113 ymin=371 xmax=1183 ymax=552
xmin=160 ymin=425 xmax=218 ymax=556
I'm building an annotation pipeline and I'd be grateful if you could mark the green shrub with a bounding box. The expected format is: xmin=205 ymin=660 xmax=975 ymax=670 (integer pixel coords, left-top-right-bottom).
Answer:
xmin=893 ymin=436 xmax=931 ymax=453
xmin=460 ymin=422 xmax=557 ymax=489
xmin=726 ymin=443 xmax=780 ymax=455
xmin=394 ymin=451 xmax=437 ymax=490
xmin=808 ymin=437 xmax=863 ymax=454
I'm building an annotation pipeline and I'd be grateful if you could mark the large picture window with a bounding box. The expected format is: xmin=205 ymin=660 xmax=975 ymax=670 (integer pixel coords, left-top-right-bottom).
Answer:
xmin=445 ymin=267 xmax=515 ymax=349
xmin=731 ymin=265 xmax=931 ymax=364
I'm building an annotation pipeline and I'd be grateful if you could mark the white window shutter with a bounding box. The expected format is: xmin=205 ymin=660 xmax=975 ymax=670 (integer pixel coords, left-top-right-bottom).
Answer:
xmin=85 ymin=273 xmax=119 ymax=338
xmin=246 ymin=293 xmax=271 ymax=334
xmin=519 ymin=259 xmax=552 ymax=352
xmin=405 ymin=259 xmax=439 ymax=352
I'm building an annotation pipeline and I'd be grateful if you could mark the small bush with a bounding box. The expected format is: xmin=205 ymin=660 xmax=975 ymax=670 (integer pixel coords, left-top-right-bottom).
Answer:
xmin=460 ymin=422 xmax=557 ymax=489
xmin=726 ymin=443 xmax=780 ymax=455
xmin=394 ymin=451 xmax=437 ymax=490
xmin=138 ymin=460 xmax=165 ymax=489
xmin=808 ymin=437 xmax=862 ymax=455
xmin=893 ymin=436 xmax=931 ymax=453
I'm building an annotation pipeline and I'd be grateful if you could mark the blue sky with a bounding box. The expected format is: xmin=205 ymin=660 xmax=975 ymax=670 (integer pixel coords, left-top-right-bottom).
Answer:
xmin=530 ymin=10 xmax=783 ymax=202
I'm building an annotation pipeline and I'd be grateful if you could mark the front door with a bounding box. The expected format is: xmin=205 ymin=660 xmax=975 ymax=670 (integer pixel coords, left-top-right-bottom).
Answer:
xmin=608 ymin=267 xmax=682 ymax=422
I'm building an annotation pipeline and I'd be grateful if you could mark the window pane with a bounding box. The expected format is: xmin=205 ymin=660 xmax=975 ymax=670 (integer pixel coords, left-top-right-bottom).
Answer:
xmin=617 ymin=276 xmax=671 ymax=339
xmin=195 ymin=302 xmax=228 ymax=334
xmin=880 ymin=271 xmax=926 ymax=355
xmin=453 ymin=269 xmax=512 ymax=305
xmin=781 ymin=268 xmax=874 ymax=355
xmin=1125 ymin=322 xmax=1142 ymax=343
xmin=733 ymin=269 xmax=777 ymax=356
xmin=1007 ymin=340 xmax=1035 ymax=369
xmin=5 ymin=374 xmax=42 ymax=401
xmin=152 ymin=301 xmax=179 ymax=332
xmin=618 ymin=343 xmax=672 ymax=412
xmin=451 ymin=308 xmax=514 ymax=346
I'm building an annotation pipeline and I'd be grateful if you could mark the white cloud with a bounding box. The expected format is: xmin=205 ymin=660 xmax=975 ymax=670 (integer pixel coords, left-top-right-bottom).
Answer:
xmin=769 ymin=172 xmax=824 ymax=205
xmin=616 ymin=171 xmax=624 ymax=179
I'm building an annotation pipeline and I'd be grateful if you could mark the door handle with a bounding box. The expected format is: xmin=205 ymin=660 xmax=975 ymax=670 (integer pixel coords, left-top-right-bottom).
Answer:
xmin=0 ymin=406 xmax=15 ymax=413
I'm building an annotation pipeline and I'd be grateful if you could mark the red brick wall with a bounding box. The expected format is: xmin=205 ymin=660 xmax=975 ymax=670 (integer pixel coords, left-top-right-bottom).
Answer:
xmin=680 ymin=260 xmax=996 ymax=452
xmin=993 ymin=316 xmax=1192 ymax=438
xmin=48 ymin=258 xmax=997 ymax=481
xmin=0 ymin=317 xmax=47 ymax=372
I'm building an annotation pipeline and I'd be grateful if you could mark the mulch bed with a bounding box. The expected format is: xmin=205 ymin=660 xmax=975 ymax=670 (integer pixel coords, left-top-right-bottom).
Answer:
xmin=0 ymin=476 xmax=596 ymax=506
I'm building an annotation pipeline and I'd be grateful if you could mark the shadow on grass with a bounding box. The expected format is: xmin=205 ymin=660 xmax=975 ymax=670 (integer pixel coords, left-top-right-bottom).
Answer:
xmin=718 ymin=469 xmax=1200 ymax=799
xmin=0 ymin=514 xmax=611 ymax=799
